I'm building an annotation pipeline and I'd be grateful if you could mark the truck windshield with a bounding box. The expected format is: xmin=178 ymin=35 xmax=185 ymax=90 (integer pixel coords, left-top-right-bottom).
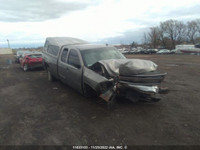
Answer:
xmin=81 ymin=47 xmax=126 ymax=67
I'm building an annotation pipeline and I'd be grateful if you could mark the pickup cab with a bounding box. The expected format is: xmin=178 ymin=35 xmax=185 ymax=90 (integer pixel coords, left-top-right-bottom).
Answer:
xmin=43 ymin=37 xmax=168 ymax=105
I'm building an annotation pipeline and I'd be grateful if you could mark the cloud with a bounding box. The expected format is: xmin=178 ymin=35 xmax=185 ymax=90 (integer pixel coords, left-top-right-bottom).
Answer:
xmin=0 ymin=0 xmax=92 ymax=22
xmin=165 ymin=4 xmax=200 ymax=20
xmin=99 ymin=28 xmax=149 ymax=44
xmin=97 ymin=0 xmax=200 ymax=44
xmin=1 ymin=0 xmax=200 ymax=47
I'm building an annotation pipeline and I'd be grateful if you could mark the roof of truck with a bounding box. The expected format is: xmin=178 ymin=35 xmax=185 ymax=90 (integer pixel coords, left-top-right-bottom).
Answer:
xmin=73 ymin=44 xmax=114 ymax=51
xmin=45 ymin=37 xmax=116 ymax=51
xmin=46 ymin=37 xmax=88 ymax=47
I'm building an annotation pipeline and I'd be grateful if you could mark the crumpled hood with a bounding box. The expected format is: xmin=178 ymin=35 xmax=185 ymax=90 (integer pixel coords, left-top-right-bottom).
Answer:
xmin=96 ymin=59 xmax=158 ymax=77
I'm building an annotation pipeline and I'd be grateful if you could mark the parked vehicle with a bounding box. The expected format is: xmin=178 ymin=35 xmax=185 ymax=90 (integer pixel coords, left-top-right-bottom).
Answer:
xmin=157 ymin=49 xmax=171 ymax=54
xmin=121 ymin=49 xmax=129 ymax=54
xmin=20 ymin=53 xmax=43 ymax=71
xmin=147 ymin=49 xmax=157 ymax=54
xmin=170 ymin=49 xmax=177 ymax=54
xmin=43 ymin=37 xmax=168 ymax=106
xmin=138 ymin=49 xmax=147 ymax=54
xmin=134 ymin=49 xmax=142 ymax=54
xmin=18 ymin=51 xmax=32 ymax=62
xmin=15 ymin=51 xmax=24 ymax=63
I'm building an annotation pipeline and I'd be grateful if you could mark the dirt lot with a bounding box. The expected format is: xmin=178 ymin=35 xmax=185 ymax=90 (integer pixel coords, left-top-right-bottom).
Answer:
xmin=0 ymin=54 xmax=200 ymax=145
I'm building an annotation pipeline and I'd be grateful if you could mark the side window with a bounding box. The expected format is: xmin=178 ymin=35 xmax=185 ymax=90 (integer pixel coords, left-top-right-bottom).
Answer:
xmin=43 ymin=41 xmax=49 ymax=52
xmin=47 ymin=45 xmax=59 ymax=56
xmin=61 ymin=48 xmax=68 ymax=63
xmin=67 ymin=50 xmax=81 ymax=68
xmin=44 ymin=41 xmax=49 ymax=48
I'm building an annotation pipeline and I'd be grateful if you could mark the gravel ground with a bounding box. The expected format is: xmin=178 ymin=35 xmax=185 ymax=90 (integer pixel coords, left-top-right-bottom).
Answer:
xmin=0 ymin=54 xmax=200 ymax=146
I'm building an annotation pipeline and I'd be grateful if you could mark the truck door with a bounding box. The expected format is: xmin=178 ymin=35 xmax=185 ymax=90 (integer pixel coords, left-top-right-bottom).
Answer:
xmin=58 ymin=48 xmax=83 ymax=93
xmin=65 ymin=49 xmax=83 ymax=93
xmin=58 ymin=47 xmax=69 ymax=83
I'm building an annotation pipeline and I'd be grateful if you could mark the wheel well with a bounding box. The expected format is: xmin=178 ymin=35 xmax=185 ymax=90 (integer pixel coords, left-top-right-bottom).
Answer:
xmin=43 ymin=62 xmax=49 ymax=70
xmin=83 ymin=83 xmax=98 ymax=97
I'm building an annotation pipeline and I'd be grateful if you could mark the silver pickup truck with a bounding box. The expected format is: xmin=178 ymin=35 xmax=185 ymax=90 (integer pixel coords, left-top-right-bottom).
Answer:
xmin=42 ymin=37 xmax=168 ymax=106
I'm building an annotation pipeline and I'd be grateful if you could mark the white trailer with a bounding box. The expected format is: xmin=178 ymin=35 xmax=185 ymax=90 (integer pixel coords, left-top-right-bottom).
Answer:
xmin=176 ymin=45 xmax=200 ymax=54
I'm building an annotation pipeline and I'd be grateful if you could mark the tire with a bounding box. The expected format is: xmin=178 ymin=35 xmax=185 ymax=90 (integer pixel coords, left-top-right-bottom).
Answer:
xmin=83 ymin=84 xmax=97 ymax=98
xmin=43 ymin=61 xmax=47 ymax=71
xmin=47 ymin=70 xmax=55 ymax=81
xmin=151 ymin=97 xmax=161 ymax=102
xmin=23 ymin=64 xmax=28 ymax=71
xmin=107 ymin=93 xmax=117 ymax=110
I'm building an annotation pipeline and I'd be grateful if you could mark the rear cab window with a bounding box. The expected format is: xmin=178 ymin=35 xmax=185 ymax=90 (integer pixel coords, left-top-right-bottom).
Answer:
xmin=61 ymin=48 xmax=69 ymax=63
xmin=47 ymin=45 xmax=59 ymax=56
xmin=43 ymin=41 xmax=49 ymax=52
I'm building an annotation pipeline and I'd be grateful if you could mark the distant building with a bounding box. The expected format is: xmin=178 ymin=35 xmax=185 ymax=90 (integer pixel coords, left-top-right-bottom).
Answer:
xmin=0 ymin=48 xmax=13 ymax=54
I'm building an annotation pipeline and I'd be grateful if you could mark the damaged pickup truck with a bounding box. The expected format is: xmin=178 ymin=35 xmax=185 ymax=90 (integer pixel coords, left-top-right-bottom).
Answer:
xmin=43 ymin=37 xmax=168 ymax=106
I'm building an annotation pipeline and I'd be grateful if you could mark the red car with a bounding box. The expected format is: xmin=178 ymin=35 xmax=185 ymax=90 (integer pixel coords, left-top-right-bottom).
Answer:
xmin=20 ymin=53 xmax=43 ymax=71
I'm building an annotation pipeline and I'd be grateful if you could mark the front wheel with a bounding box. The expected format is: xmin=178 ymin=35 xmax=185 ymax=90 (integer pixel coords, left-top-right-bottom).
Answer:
xmin=83 ymin=84 xmax=97 ymax=98
xmin=23 ymin=64 xmax=28 ymax=71
xmin=107 ymin=93 xmax=117 ymax=109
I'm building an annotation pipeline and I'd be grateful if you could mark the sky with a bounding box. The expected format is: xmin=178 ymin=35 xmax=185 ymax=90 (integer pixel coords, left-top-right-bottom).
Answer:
xmin=0 ymin=0 xmax=200 ymax=48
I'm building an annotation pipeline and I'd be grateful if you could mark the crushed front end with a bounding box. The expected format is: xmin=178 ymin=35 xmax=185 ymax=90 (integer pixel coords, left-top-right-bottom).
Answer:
xmin=89 ymin=59 xmax=169 ymax=103
xmin=117 ymin=71 xmax=167 ymax=102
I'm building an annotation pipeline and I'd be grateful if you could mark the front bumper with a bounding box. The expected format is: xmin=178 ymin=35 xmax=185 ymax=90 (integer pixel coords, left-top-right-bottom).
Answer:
xmin=28 ymin=63 xmax=43 ymax=69
xmin=100 ymin=81 xmax=161 ymax=102
xmin=118 ymin=81 xmax=169 ymax=102
xmin=99 ymin=79 xmax=168 ymax=103
xmin=118 ymin=81 xmax=159 ymax=94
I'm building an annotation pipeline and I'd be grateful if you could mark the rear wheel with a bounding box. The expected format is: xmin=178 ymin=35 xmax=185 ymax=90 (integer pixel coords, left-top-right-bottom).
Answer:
xmin=23 ymin=64 xmax=28 ymax=71
xmin=47 ymin=70 xmax=55 ymax=81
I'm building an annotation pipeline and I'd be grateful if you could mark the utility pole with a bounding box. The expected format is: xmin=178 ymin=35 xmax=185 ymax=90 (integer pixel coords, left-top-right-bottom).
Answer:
xmin=7 ymin=39 xmax=10 ymax=48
